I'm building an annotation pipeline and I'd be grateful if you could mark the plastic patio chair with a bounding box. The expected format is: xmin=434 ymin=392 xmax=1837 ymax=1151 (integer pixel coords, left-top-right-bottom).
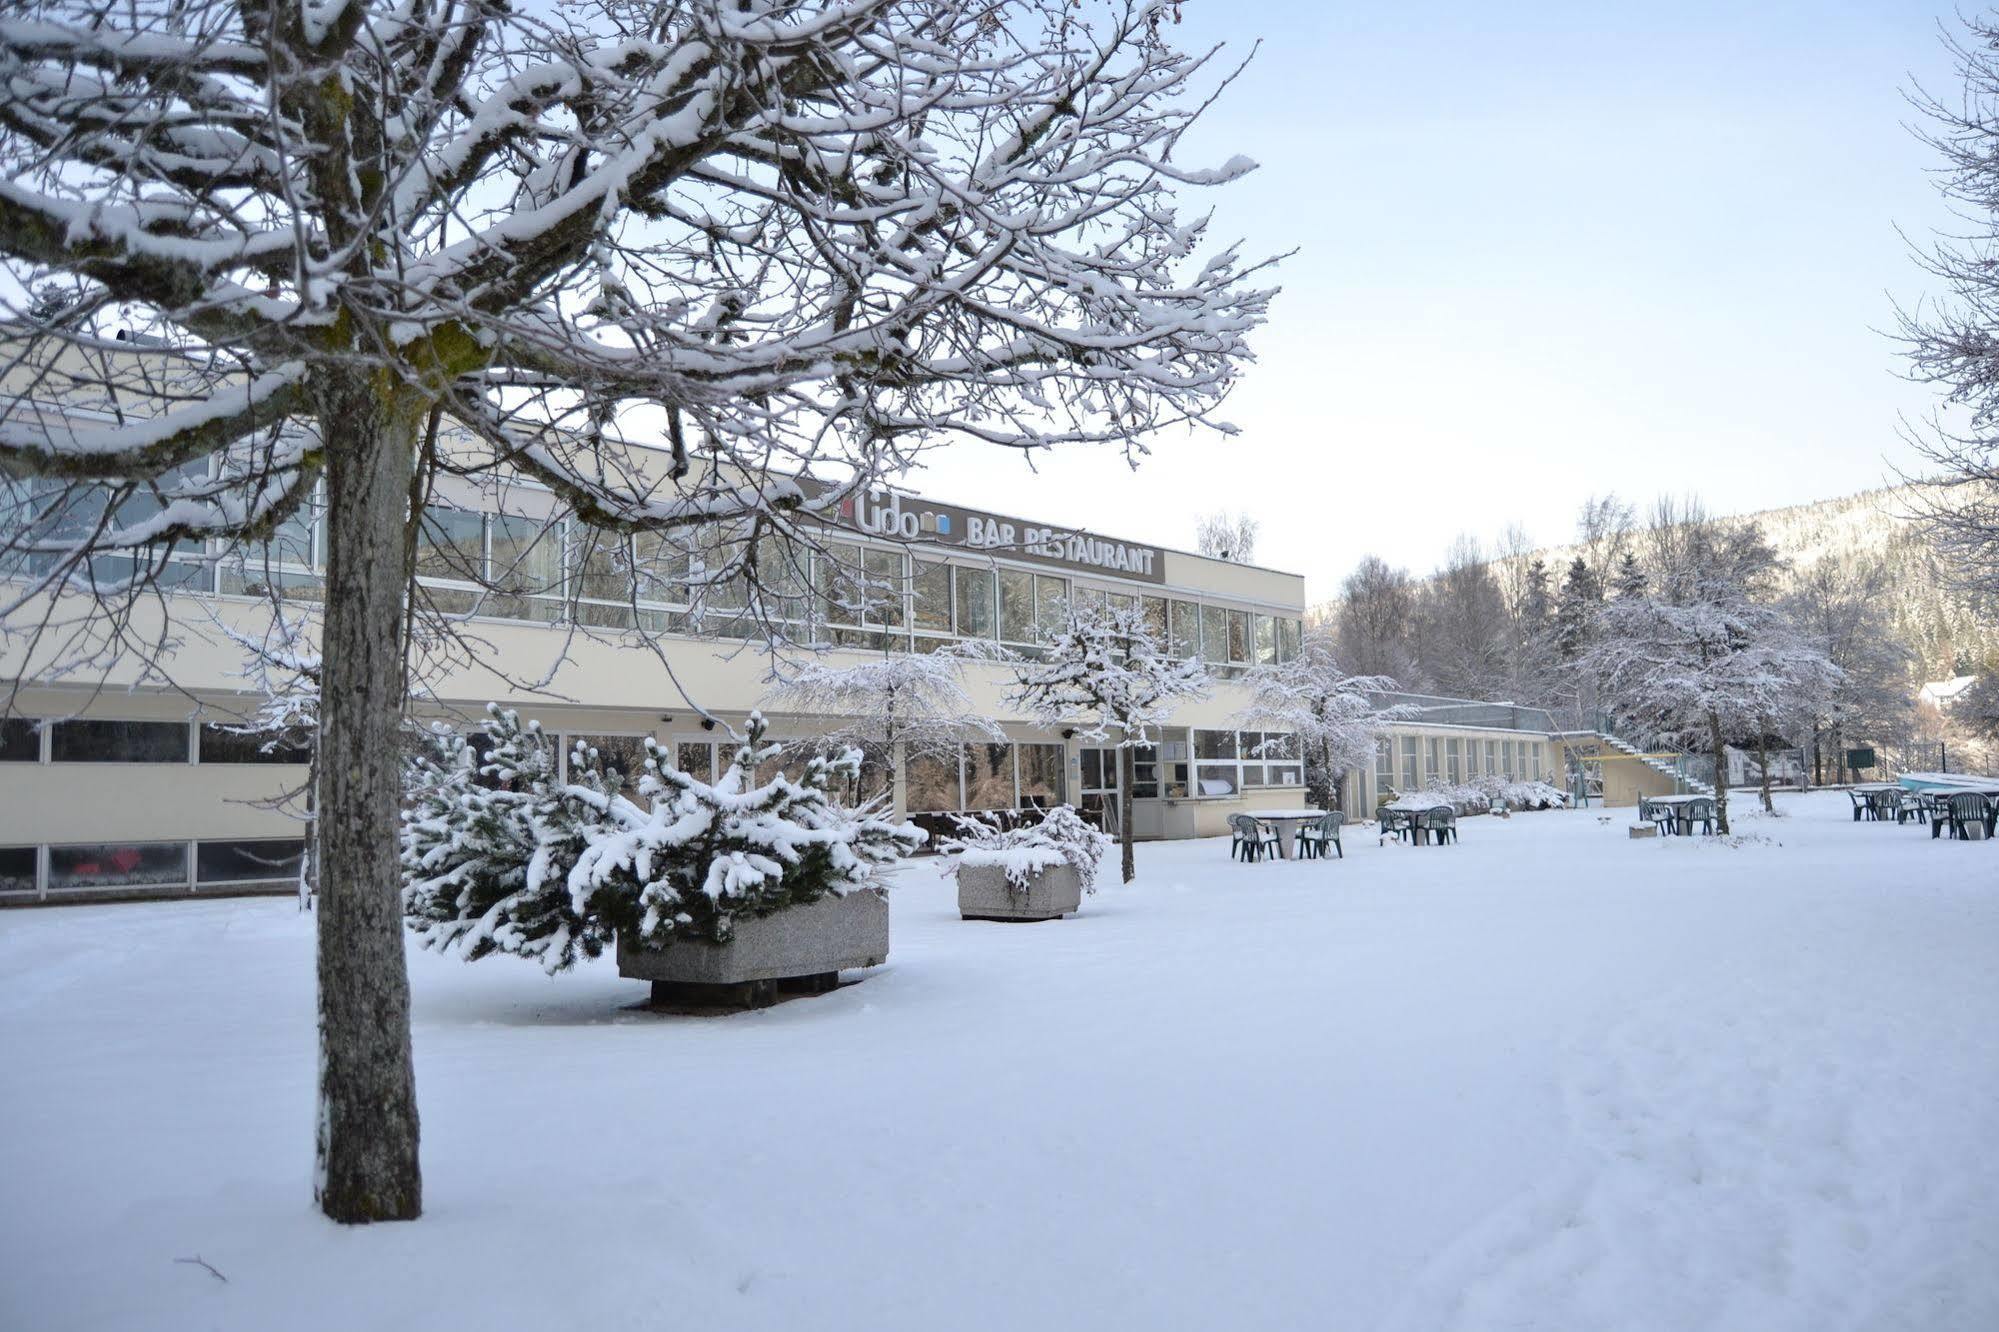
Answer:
xmin=1847 ymin=790 xmax=1869 ymax=822
xmin=1297 ymin=811 xmax=1344 ymax=860
xmin=1683 ymin=797 xmax=1717 ymax=835
xmin=1421 ymin=807 xmax=1457 ymax=845
xmin=1229 ymin=813 xmax=1279 ymax=863
xmin=1934 ymin=792 xmax=1992 ymax=841
xmin=1867 ymin=789 xmax=1901 ymax=823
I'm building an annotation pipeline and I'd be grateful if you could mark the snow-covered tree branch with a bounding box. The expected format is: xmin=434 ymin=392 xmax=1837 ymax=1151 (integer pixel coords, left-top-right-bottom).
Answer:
xmin=0 ymin=0 xmax=1273 ymax=1223
xmin=1235 ymin=626 xmax=1409 ymax=812
xmin=1007 ymin=599 xmax=1206 ymax=882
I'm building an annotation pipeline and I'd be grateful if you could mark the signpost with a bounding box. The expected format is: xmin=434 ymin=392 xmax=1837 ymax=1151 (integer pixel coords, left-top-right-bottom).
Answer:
xmin=1845 ymin=747 xmax=1876 ymax=773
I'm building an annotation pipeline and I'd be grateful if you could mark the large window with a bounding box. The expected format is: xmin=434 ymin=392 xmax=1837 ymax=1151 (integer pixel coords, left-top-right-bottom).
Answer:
xmin=1531 ymin=743 xmax=1543 ymax=782
xmin=0 ymin=718 xmax=40 ymax=761
xmin=0 ymin=846 xmax=37 ymax=895
xmin=1169 ymin=601 xmax=1200 ymax=660
xmin=997 ymin=569 xmax=1035 ymax=645
xmin=1376 ymin=739 xmax=1393 ymax=796
xmin=50 ymin=720 xmax=187 ymax=763
xmin=1034 ymin=575 xmax=1069 ymax=639
xmin=565 ymin=734 xmax=654 ymax=788
xmin=1254 ymin=615 xmax=1277 ymax=666
xmin=199 ymin=723 xmax=310 ymax=764
xmin=1195 ymin=728 xmax=1238 ymax=795
xmin=1426 ymin=738 xmax=1441 ymax=784
xmin=1018 ymin=743 xmax=1066 ymax=808
xmin=1200 ymin=603 xmax=1229 ymax=668
xmin=912 ymin=560 xmax=952 ymax=638
xmin=1400 ymin=736 xmax=1419 ymax=790
xmin=1446 ymin=737 xmax=1462 ymax=784
xmin=953 ymin=566 xmax=996 ymax=640
xmin=1485 ymin=739 xmax=1498 ymax=778
xmin=905 ymin=749 xmax=960 ymax=813
xmin=48 ymin=840 xmax=187 ymax=892
xmin=963 ymin=742 xmax=1017 ymax=810
xmin=1193 ymin=729 xmax=1301 ymax=796
xmin=197 ymin=838 xmax=306 ymax=886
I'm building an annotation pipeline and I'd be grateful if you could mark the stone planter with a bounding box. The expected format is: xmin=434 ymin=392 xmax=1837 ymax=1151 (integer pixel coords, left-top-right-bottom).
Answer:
xmin=617 ymin=887 xmax=889 ymax=1007
xmin=957 ymin=862 xmax=1083 ymax=923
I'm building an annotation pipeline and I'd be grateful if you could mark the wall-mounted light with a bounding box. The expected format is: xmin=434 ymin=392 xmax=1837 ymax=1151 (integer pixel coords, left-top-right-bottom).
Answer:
xmin=701 ymin=717 xmax=717 ymax=731
xmin=659 ymin=715 xmax=674 ymax=725
xmin=1060 ymin=728 xmax=1075 ymax=740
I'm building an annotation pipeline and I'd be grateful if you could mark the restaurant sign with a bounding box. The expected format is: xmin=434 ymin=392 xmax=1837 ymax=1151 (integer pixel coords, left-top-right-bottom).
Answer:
xmin=833 ymin=488 xmax=1165 ymax=584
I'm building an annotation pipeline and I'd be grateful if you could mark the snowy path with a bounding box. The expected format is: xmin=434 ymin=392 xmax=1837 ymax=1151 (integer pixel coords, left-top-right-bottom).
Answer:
xmin=2 ymin=792 xmax=1995 ymax=1331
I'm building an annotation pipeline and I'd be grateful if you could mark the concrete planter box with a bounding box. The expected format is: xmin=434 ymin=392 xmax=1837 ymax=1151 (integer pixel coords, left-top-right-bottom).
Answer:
xmin=957 ymin=862 xmax=1083 ymax=922
xmin=617 ymin=888 xmax=889 ymax=1006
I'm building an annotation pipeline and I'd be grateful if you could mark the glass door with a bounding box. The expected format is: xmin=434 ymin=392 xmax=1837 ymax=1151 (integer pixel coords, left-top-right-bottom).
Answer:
xmin=1078 ymin=746 xmax=1122 ymax=838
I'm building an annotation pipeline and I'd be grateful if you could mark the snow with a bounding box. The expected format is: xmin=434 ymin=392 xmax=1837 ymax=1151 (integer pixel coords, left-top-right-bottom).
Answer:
xmin=3 ymin=790 xmax=1997 ymax=1331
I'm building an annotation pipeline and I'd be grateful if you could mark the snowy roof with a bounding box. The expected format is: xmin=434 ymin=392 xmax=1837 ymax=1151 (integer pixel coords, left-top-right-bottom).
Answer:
xmin=1920 ymin=676 xmax=1979 ymax=707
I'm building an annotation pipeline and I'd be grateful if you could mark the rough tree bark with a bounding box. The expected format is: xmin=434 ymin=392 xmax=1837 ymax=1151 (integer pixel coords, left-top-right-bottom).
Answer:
xmin=312 ymin=381 xmax=423 ymax=1223
xmin=1756 ymin=721 xmax=1776 ymax=814
xmin=1708 ymin=710 xmax=1731 ymax=835
xmin=1118 ymin=743 xmax=1137 ymax=884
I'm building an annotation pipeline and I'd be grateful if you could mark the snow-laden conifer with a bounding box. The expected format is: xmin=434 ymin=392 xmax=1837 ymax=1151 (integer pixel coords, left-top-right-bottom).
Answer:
xmin=402 ymin=708 xmax=924 ymax=974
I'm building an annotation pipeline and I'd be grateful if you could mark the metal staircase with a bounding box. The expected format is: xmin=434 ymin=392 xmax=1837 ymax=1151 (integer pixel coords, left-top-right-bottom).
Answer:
xmin=1598 ymin=731 xmax=1715 ymax=796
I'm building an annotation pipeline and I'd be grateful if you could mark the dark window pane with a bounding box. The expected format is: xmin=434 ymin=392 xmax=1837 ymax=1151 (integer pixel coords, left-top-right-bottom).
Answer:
xmin=416 ymin=506 xmax=485 ymax=581
xmin=49 ymin=841 xmax=187 ymax=890
xmin=567 ymin=734 xmax=653 ymax=787
xmin=0 ymin=718 xmax=40 ymax=762
xmin=964 ymin=742 xmax=1016 ymax=810
xmin=50 ymin=719 xmax=187 ymax=762
xmin=675 ymin=742 xmax=713 ymax=782
xmin=1017 ymin=744 xmax=1066 ymax=807
xmin=905 ymin=749 xmax=959 ymax=812
xmin=196 ymin=838 xmax=305 ymax=885
xmin=199 ymin=723 xmax=310 ymax=764
xmin=0 ymin=846 xmax=35 ymax=894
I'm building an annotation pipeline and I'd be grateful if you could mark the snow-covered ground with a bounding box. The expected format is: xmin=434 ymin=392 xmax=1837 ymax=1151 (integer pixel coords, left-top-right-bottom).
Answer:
xmin=3 ymin=790 xmax=1996 ymax=1331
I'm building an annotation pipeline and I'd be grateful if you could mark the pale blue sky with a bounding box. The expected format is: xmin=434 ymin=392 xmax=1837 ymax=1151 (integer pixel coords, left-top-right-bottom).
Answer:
xmin=914 ymin=1 xmax=1965 ymax=593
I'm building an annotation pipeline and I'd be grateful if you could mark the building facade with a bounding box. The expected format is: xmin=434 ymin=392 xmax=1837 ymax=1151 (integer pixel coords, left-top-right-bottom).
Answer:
xmin=0 ymin=470 xmax=1337 ymax=904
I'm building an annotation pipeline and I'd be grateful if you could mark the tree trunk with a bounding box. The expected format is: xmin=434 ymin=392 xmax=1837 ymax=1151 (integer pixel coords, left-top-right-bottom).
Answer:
xmin=1756 ymin=721 xmax=1774 ymax=814
xmin=1708 ymin=710 xmax=1730 ymax=835
xmin=1118 ymin=743 xmax=1136 ymax=884
xmin=313 ymin=378 xmax=423 ymax=1223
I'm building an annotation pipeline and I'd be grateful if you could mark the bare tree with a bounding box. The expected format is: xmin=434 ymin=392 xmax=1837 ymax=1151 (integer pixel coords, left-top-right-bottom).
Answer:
xmin=1410 ymin=536 xmax=1509 ymax=700
xmin=1333 ymin=555 xmax=1415 ymax=682
xmin=1194 ymin=510 xmax=1259 ymax=562
xmin=1785 ymin=555 xmax=1916 ymax=784
xmin=1235 ymin=626 xmax=1408 ymax=813
xmin=761 ymin=649 xmax=1004 ymax=804
xmin=1575 ymin=494 xmax=1635 ymax=594
xmin=0 ymin=0 xmax=1271 ymax=1221
xmin=1901 ymin=16 xmax=1999 ymax=606
xmin=1007 ymin=600 xmax=1206 ymax=883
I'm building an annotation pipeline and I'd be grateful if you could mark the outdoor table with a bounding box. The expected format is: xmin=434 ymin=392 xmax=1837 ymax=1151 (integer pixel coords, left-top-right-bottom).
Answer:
xmin=1643 ymin=793 xmax=1705 ymax=836
xmin=1246 ymin=809 xmax=1326 ymax=861
xmin=1381 ymin=799 xmax=1451 ymax=845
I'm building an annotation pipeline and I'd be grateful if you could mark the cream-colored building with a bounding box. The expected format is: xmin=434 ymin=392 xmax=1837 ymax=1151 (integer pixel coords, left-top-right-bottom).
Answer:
xmin=2 ymin=465 xmax=1349 ymax=904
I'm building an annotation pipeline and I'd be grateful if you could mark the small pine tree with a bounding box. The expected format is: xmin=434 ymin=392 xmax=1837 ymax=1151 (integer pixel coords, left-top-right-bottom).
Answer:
xmin=1610 ymin=552 xmax=1649 ymax=599
xmin=1552 ymin=557 xmax=1601 ymax=660
xmin=402 ymin=708 xmax=924 ymax=973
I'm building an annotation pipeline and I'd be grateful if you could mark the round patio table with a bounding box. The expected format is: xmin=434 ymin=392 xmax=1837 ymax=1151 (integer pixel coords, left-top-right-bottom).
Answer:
xmin=1246 ymin=808 xmax=1326 ymax=860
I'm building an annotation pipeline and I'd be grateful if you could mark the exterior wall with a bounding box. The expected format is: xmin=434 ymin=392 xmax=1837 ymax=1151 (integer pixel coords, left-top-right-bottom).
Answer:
xmin=0 ymin=512 xmax=1313 ymax=902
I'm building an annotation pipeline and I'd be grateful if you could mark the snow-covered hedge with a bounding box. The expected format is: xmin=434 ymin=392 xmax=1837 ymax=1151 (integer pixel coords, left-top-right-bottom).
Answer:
xmin=1385 ymin=777 xmax=1570 ymax=816
xmin=937 ymin=805 xmax=1112 ymax=895
xmin=401 ymin=707 xmax=924 ymax=974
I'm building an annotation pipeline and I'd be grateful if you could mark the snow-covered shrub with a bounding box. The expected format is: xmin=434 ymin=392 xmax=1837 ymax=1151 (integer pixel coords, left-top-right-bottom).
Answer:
xmin=402 ymin=708 xmax=924 ymax=974
xmin=1397 ymin=776 xmax=1570 ymax=816
xmin=937 ymin=805 xmax=1112 ymax=895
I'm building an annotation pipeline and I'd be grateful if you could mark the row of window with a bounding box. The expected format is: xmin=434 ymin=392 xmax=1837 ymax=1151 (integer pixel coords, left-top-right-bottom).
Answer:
xmin=905 ymin=743 xmax=1068 ymax=814
xmin=0 ymin=838 xmax=305 ymax=899
xmin=67 ymin=486 xmax=1305 ymax=665
xmin=1375 ymin=734 xmax=1547 ymax=793
xmin=0 ymin=717 xmax=308 ymax=764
